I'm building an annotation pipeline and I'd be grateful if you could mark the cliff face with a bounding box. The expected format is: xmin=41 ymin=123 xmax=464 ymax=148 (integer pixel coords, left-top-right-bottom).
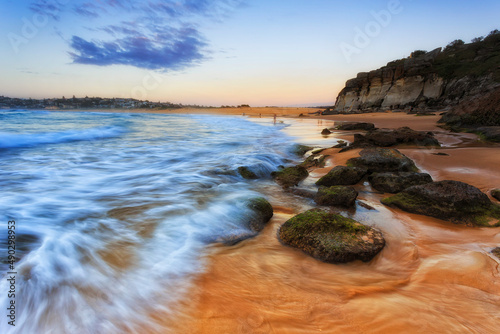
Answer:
xmin=329 ymin=32 xmax=500 ymax=114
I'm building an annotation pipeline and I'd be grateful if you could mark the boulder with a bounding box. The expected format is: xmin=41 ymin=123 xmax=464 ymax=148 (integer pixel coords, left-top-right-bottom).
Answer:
xmin=271 ymin=165 xmax=309 ymax=188
xmin=333 ymin=140 xmax=348 ymax=148
xmin=347 ymin=148 xmax=418 ymax=173
xmin=278 ymin=209 xmax=385 ymax=263
xmin=335 ymin=122 xmax=375 ymax=130
xmin=492 ymin=189 xmax=500 ymax=201
xmin=492 ymin=247 xmax=500 ymax=259
xmin=369 ymin=172 xmax=433 ymax=193
xmin=476 ymin=127 xmax=500 ymax=142
xmin=218 ymin=197 xmax=274 ymax=245
xmin=382 ymin=180 xmax=500 ymax=226
xmin=246 ymin=197 xmax=274 ymax=232
xmin=316 ymin=166 xmax=368 ymax=186
xmin=300 ymin=153 xmax=328 ymax=169
xmin=293 ymin=144 xmax=314 ymax=157
xmin=237 ymin=166 xmax=258 ymax=179
xmin=321 ymin=128 xmax=332 ymax=135
xmin=315 ymin=186 xmax=358 ymax=207
xmin=342 ymin=127 xmax=440 ymax=150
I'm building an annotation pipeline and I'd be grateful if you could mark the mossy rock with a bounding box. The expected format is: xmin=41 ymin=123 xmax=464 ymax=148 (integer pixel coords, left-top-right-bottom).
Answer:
xmin=278 ymin=209 xmax=385 ymax=263
xmin=271 ymin=165 xmax=309 ymax=188
xmin=316 ymin=166 xmax=368 ymax=186
xmin=246 ymin=197 xmax=274 ymax=232
xmin=315 ymin=186 xmax=358 ymax=207
xmin=491 ymin=189 xmax=500 ymax=201
xmin=369 ymin=172 xmax=433 ymax=193
xmin=293 ymin=144 xmax=314 ymax=156
xmin=238 ymin=166 xmax=258 ymax=179
xmin=217 ymin=197 xmax=274 ymax=246
xmin=382 ymin=180 xmax=500 ymax=226
xmin=300 ymin=154 xmax=328 ymax=169
xmin=347 ymin=148 xmax=418 ymax=173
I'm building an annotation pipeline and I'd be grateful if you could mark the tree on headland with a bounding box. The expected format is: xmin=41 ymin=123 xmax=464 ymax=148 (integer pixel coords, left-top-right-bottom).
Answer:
xmin=410 ymin=50 xmax=427 ymax=58
xmin=445 ymin=39 xmax=465 ymax=51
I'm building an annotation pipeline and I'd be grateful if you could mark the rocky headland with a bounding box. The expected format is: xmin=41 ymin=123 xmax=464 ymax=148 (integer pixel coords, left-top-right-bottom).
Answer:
xmin=325 ymin=30 xmax=500 ymax=123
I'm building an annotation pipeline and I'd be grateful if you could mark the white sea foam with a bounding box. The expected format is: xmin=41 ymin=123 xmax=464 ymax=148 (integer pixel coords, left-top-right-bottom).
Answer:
xmin=0 ymin=111 xmax=297 ymax=333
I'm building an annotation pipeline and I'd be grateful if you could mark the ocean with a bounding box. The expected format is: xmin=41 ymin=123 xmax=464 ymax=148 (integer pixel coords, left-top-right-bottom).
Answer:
xmin=0 ymin=110 xmax=336 ymax=333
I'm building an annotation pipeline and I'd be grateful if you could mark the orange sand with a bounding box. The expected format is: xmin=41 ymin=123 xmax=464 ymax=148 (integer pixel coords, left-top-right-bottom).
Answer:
xmin=117 ymin=109 xmax=500 ymax=333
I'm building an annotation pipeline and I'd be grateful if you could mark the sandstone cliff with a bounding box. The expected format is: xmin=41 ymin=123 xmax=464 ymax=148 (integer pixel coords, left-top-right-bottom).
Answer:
xmin=328 ymin=31 xmax=500 ymax=114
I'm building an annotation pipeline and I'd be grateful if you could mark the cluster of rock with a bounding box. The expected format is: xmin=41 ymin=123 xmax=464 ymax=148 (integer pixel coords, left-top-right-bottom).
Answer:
xmin=270 ymin=142 xmax=500 ymax=264
xmin=229 ymin=139 xmax=500 ymax=264
xmin=322 ymin=122 xmax=441 ymax=151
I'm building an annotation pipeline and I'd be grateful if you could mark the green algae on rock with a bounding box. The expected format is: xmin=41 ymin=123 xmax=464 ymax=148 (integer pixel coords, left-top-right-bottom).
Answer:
xmin=314 ymin=186 xmax=358 ymax=207
xmin=246 ymin=197 xmax=274 ymax=232
xmin=237 ymin=166 xmax=258 ymax=179
xmin=278 ymin=209 xmax=385 ymax=264
xmin=300 ymin=153 xmax=328 ymax=169
xmin=382 ymin=180 xmax=500 ymax=226
xmin=293 ymin=144 xmax=314 ymax=157
xmin=271 ymin=165 xmax=309 ymax=188
xmin=219 ymin=197 xmax=274 ymax=245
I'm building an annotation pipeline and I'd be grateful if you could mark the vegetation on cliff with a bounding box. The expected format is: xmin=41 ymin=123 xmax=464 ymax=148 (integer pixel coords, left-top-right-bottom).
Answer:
xmin=328 ymin=29 xmax=500 ymax=114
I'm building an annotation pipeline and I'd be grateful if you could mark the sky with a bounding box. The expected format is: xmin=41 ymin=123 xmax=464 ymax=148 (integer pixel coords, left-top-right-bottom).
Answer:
xmin=1 ymin=0 xmax=499 ymax=107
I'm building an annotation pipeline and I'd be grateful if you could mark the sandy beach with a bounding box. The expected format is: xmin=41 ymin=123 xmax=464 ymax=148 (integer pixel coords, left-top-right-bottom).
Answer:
xmin=142 ymin=108 xmax=500 ymax=333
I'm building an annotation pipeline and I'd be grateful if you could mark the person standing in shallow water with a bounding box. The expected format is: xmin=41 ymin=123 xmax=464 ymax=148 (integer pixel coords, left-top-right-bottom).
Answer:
xmin=273 ymin=114 xmax=277 ymax=124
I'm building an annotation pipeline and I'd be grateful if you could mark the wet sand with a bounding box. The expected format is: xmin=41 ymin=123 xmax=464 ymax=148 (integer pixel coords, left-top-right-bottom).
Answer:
xmin=89 ymin=108 xmax=500 ymax=333
xmin=159 ymin=110 xmax=500 ymax=333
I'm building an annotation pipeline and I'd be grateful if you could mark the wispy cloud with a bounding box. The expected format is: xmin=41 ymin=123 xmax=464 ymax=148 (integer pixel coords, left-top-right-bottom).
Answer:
xmin=29 ymin=0 xmax=65 ymax=20
xmin=29 ymin=0 xmax=245 ymax=71
xmin=69 ymin=27 xmax=207 ymax=70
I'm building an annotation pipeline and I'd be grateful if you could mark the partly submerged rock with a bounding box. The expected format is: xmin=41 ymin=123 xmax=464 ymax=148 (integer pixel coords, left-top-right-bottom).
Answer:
xmin=369 ymin=172 xmax=433 ymax=193
xmin=332 ymin=140 xmax=348 ymax=148
xmin=216 ymin=197 xmax=274 ymax=246
xmin=293 ymin=144 xmax=314 ymax=157
xmin=382 ymin=180 xmax=500 ymax=226
xmin=335 ymin=122 xmax=375 ymax=131
xmin=347 ymin=148 xmax=418 ymax=173
xmin=492 ymin=189 xmax=500 ymax=201
xmin=238 ymin=166 xmax=258 ymax=180
xmin=271 ymin=165 xmax=309 ymax=188
xmin=300 ymin=153 xmax=328 ymax=169
xmin=278 ymin=209 xmax=385 ymax=263
xmin=246 ymin=197 xmax=274 ymax=232
xmin=321 ymin=128 xmax=332 ymax=135
xmin=315 ymin=186 xmax=358 ymax=207
xmin=316 ymin=165 xmax=368 ymax=186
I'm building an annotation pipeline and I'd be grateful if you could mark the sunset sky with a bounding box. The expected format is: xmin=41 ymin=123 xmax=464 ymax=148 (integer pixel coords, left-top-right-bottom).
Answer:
xmin=1 ymin=0 xmax=499 ymax=106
